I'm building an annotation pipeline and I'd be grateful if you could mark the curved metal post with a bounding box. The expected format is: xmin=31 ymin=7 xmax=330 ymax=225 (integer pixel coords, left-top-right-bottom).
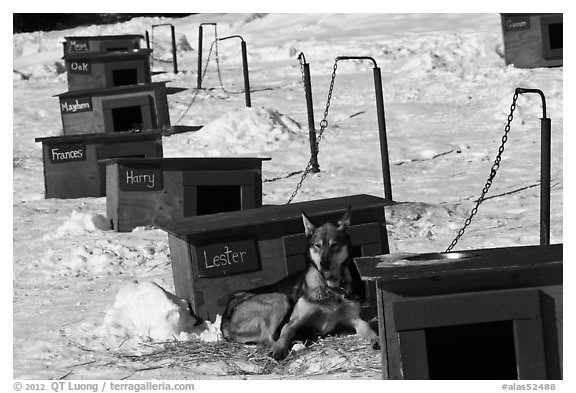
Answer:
xmin=197 ymin=23 xmax=216 ymax=89
xmin=152 ymin=23 xmax=178 ymax=74
xmin=218 ymin=35 xmax=251 ymax=107
xmin=336 ymin=56 xmax=393 ymax=201
xmin=298 ymin=53 xmax=320 ymax=173
xmin=515 ymin=88 xmax=550 ymax=246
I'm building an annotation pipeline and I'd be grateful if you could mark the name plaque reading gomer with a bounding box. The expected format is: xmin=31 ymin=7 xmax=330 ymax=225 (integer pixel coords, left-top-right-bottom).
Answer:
xmin=119 ymin=166 xmax=163 ymax=192
xmin=196 ymin=238 xmax=260 ymax=278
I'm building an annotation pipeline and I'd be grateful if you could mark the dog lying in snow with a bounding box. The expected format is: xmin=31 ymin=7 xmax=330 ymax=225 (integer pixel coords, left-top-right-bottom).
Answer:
xmin=221 ymin=207 xmax=379 ymax=360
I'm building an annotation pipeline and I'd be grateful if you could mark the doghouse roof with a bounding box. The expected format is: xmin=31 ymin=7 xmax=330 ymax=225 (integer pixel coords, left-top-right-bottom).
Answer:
xmin=158 ymin=194 xmax=390 ymax=237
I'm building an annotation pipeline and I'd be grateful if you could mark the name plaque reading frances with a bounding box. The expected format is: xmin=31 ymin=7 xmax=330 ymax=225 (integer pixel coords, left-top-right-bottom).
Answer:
xmin=48 ymin=143 xmax=86 ymax=164
xmin=196 ymin=238 xmax=260 ymax=278
xmin=119 ymin=166 xmax=163 ymax=192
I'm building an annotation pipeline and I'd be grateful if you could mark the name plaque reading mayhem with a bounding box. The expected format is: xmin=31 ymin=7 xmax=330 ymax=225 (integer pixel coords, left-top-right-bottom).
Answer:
xmin=196 ymin=238 xmax=260 ymax=278
xmin=119 ymin=166 xmax=163 ymax=192
xmin=68 ymin=59 xmax=91 ymax=74
xmin=69 ymin=39 xmax=90 ymax=52
xmin=49 ymin=143 xmax=86 ymax=164
xmin=60 ymin=96 xmax=92 ymax=114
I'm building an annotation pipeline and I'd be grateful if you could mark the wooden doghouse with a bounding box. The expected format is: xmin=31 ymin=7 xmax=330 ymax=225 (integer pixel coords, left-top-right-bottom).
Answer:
xmin=64 ymin=49 xmax=152 ymax=91
xmin=63 ymin=34 xmax=144 ymax=54
xmin=101 ymin=157 xmax=270 ymax=232
xmin=35 ymin=131 xmax=163 ymax=199
xmin=159 ymin=194 xmax=392 ymax=320
xmin=500 ymin=14 xmax=563 ymax=68
xmin=56 ymin=82 xmax=171 ymax=135
xmin=354 ymin=244 xmax=563 ymax=380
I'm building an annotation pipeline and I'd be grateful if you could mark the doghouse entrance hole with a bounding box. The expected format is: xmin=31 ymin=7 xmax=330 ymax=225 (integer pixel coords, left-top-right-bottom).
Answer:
xmin=547 ymin=23 xmax=563 ymax=50
xmin=196 ymin=185 xmax=242 ymax=216
xmin=112 ymin=106 xmax=143 ymax=132
xmin=112 ymin=68 xmax=139 ymax=86
xmin=425 ymin=320 xmax=518 ymax=380
xmin=349 ymin=245 xmax=366 ymax=301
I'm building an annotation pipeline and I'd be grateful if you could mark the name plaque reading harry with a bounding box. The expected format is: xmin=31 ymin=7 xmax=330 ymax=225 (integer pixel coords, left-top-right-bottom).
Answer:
xmin=49 ymin=143 xmax=86 ymax=164
xmin=119 ymin=166 xmax=163 ymax=192
xmin=60 ymin=96 xmax=92 ymax=114
xmin=68 ymin=59 xmax=91 ymax=74
xmin=196 ymin=238 xmax=260 ymax=278
xmin=69 ymin=39 xmax=90 ymax=52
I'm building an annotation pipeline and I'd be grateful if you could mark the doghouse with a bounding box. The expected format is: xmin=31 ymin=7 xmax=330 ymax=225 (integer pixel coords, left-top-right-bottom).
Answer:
xmin=35 ymin=131 xmax=163 ymax=199
xmin=62 ymin=34 xmax=144 ymax=54
xmin=64 ymin=49 xmax=152 ymax=91
xmin=55 ymin=82 xmax=171 ymax=135
xmin=159 ymin=194 xmax=392 ymax=320
xmin=101 ymin=157 xmax=270 ymax=232
xmin=500 ymin=14 xmax=563 ymax=68
xmin=354 ymin=244 xmax=563 ymax=380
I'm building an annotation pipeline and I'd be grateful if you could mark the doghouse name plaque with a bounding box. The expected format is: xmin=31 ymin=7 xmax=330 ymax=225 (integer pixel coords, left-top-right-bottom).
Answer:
xmin=196 ymin=238 xmax=260 ymax=278
xmin=504 ymin=15 xmax=531 ymax=32
xmin=69 ymin=39 xmax=90 ymax=52
xmin=48 ymin=143 xmax=86 ymax=163
xmin=68 ymin=59 xmax=91 ymax=74
xmin=118 ymin=166 xmax=163 ymax=192
xmin=60 ymin=96 xmax=92 ymax=114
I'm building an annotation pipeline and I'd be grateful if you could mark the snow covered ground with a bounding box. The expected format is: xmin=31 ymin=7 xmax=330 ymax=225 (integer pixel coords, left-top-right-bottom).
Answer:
xmin=11 ymin=13 xmax=563 ymax=380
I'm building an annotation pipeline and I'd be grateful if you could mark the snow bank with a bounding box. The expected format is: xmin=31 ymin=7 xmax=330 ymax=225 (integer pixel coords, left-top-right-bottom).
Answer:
xmin=43 ymin=210 xmax=112 ymax=240
xmin=172 ymin=105 xmax=304 ymax=156
xmin=102 ymin=281 xmax=222 ymax=342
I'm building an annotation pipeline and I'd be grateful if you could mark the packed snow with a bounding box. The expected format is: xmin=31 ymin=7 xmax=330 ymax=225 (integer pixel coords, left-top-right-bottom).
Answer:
xmin=12 ymin=13 xmax=563 ymax=380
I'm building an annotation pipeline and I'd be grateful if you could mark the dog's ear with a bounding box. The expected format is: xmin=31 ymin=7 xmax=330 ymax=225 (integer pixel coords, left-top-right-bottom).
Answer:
xmin=337 ymin=206 xmax=352 ymax=232
xmin=302 ymin=211 xmax=316 ymax=237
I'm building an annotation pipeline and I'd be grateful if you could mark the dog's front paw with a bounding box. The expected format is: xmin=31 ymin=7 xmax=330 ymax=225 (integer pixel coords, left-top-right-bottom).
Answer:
xmin=370 ymin=337 xmax=380 ymax=350
xmin=269 ymin=345 xmax=289 ymax=360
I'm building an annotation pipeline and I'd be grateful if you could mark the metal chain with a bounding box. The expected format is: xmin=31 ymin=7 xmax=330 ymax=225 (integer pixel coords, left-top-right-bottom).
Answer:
xmin=445 ymin=90 xmax=520 ymax=252
xmin=213 ymin=27 xmax=242 ymax=95
xmin=174 ymin=40 xmax=216 ymax=125
xmin=287 ymin=58 xmax=339 ymax=204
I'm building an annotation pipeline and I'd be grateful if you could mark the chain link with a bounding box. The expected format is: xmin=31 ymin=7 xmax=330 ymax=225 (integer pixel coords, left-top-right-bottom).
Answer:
xmin=445 ymin=90 xmax=519 ymax=252
xmin=287 ymin=58 xmax=339 ymax=204
xmin=175 ymin=40 xmax=216 ymax=125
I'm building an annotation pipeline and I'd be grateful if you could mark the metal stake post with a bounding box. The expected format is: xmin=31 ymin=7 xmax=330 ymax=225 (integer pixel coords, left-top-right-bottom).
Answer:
xmin=197 ymin=23 xmax=216 ymax=89
xmin=219 ymin=35 xmax=252 ymax=108
xmin=170 ymin=24 xmax=178 ymax=74
xmin=516 ymin=88 xmax=550 ymax=246
xmin=299 ymin=53 xmax=320 ymax=172
xmin=373 ymin=66 xmax=393 ymax=201
xmin=151 ymin=23 xmax=178 ymax=74
xmin=336 ymin=56 xmax=393 ymax=201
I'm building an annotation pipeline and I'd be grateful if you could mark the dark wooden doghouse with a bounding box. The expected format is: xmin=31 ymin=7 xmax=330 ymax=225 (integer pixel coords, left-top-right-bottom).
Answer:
xmin=64 ymin=49 xmax=152 ymax=91
xmin=354 ymin=244 xmax=563 ymax=380
xmin=102 ymin=157 xmax=270 ymax=232
xmin=35 ymin=131 xmax=163 ymax=199
xmin=56 ymin=82 xmax=171 ymax=135
xmin=501 ymin=14 xmax=563 ymax=68
xmin=63 ymin=34 xmax=144 ymax=54
xmin=159 ymin=194 xmax=392 ymax=320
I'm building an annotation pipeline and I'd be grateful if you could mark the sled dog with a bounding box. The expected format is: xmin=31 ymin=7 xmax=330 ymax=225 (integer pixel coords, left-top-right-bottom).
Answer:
xmin=221 ymin=207 xmax=379 ymax=360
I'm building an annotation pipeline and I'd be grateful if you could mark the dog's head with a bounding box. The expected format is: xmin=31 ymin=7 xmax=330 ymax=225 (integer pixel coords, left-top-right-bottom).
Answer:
xmin=302 ymin=207 xmax=352 ymax=287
